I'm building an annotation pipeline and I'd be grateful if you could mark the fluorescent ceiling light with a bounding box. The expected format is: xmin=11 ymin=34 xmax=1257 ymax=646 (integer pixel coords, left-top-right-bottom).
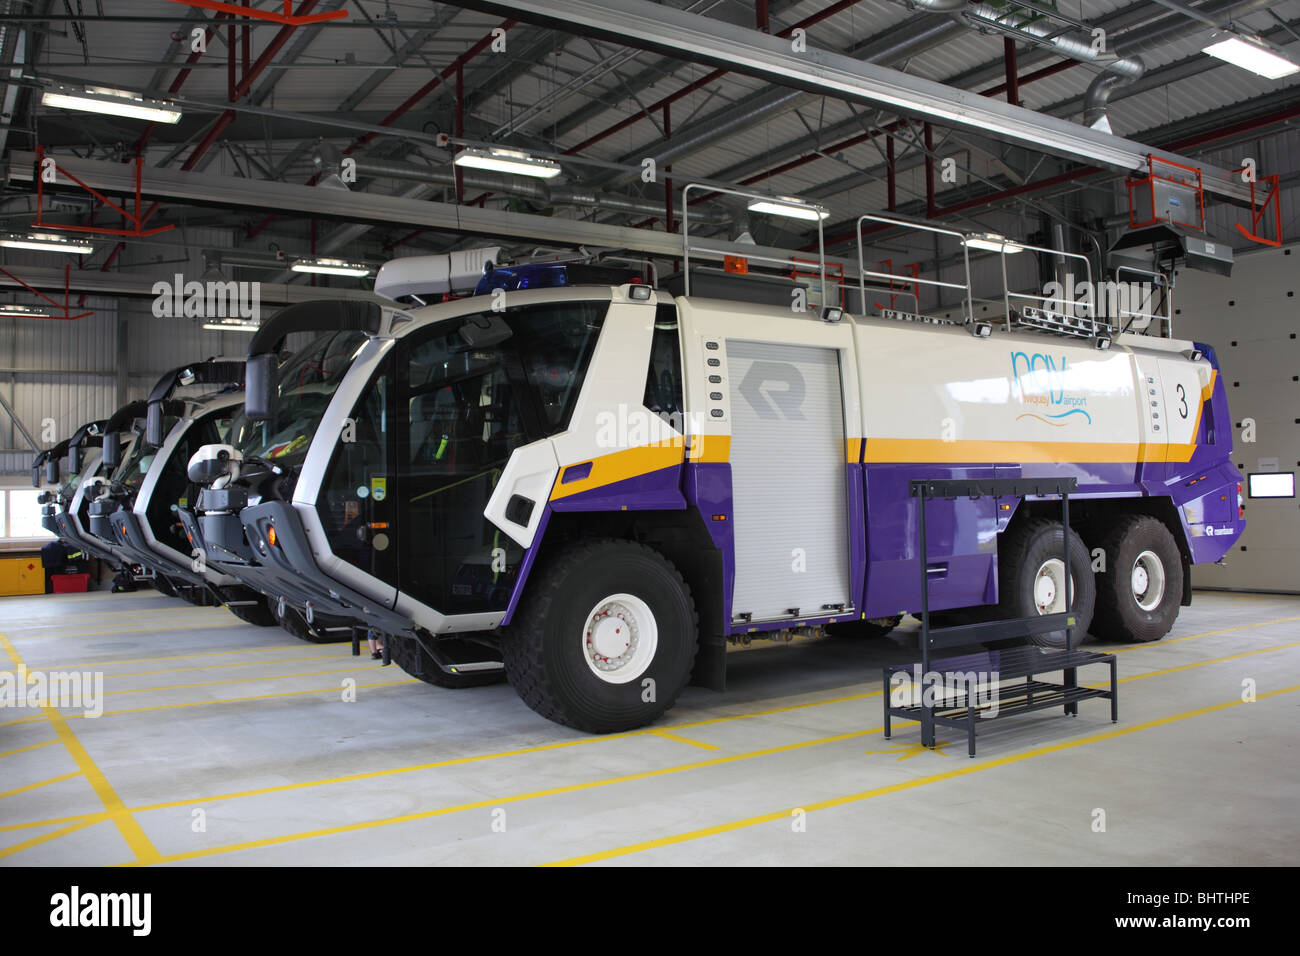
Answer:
xmin=202 ymin=321 xmax=259 ymax=332
xmin=746 ymin=197 xmax=829 ymax=221
xmin=453 ymin=147 xmax=562 ymax=179
xmin=290 ymin=257 xmax=371 ymax=277
xmin=963 ymin=234 xmax=1024 ymax=254
xmin=41 ymin=85 xmax=182 ymax=123
xmin=1202 ymin=36 xmax=1299 ymax=80
xmin=0 ymin=232 xmax=94 ymax=254
xmin=0 ymin=305 xmax=50 ymax=319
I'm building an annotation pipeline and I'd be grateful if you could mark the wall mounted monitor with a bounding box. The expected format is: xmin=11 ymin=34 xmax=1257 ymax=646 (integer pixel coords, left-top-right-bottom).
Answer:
xmin=1247 ymin=472 xmax=1295 ymax=499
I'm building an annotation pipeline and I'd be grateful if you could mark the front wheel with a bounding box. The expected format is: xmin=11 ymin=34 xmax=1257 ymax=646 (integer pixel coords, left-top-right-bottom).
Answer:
xmin=502 ymin=539 xmax=698 ymax=733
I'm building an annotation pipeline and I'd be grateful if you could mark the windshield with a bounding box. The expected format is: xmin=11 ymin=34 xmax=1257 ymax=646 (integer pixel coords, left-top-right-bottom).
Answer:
xmin=227 ymin=330 xmax=367 ymax=468
xmin=112 ymin=421 xmax=175 ymax=493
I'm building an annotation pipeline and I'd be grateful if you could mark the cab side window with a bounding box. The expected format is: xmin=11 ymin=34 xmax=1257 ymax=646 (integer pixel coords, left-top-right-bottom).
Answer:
xmin=643 ymin=304 xmax=683 ymax=427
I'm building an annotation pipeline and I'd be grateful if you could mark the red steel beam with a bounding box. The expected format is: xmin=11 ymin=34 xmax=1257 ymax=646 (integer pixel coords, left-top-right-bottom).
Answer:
xmin=101 ymin=0 xmax=323 ymax=273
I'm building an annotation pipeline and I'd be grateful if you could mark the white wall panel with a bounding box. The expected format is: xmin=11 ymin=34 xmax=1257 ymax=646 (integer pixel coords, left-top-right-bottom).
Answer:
xmin=1174 ymin=244 xmax=1300 ymax=594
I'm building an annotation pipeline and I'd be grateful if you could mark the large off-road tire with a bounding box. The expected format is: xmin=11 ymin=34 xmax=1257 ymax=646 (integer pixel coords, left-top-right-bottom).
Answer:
xmin=998 ymin=518 xmax=1096 ymax=649
xmin=219 ymin=586 xmax=278 ymax=627
xmin=501 ymin=539 xmax=699 ymax=733
xmin=825 ymin=615 xmax=903 ymax=639
xmin=1091 ymin=515 xmax=1183 ymax=643
xmin=386 ymin=633 xmax=506 ymax=689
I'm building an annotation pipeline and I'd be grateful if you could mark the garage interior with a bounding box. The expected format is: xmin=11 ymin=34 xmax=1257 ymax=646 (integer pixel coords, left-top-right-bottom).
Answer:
xmin=1 ymin=0 xmax=1298 ymax=868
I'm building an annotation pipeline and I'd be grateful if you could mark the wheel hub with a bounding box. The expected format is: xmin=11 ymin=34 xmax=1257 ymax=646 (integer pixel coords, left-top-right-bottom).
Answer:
xmin=1033 ymin=559 xmax=1068 ymax=614
xmin=582 ymin=593 xmax=659 ymax=684
xmin=1131 ymin=550 xmax=1166 ymax=612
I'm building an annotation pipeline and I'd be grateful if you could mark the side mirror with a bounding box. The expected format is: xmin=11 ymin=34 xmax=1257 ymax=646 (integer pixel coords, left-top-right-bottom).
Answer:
xmin=68 ymin=444 xmax=82 ymax=473
xmin=32 ymin=466 xmax=40 ymax=488
xmin=244 ymin=353 xmax=277 ymax=422
xmin=45 ymin=458 xmax=60 ymax=485
xmin=146 ymin=401 xmax=166 ymax=447
xmin=103 ymin=432 xmax=121 ymax=469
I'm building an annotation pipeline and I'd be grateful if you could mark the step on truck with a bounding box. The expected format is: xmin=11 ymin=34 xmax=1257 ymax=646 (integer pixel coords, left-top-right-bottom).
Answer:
xmin=187 ymin=212 xmax=1244 ymax=733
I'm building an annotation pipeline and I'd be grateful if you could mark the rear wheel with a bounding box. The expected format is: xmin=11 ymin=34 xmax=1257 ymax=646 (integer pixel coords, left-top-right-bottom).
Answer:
xmin=998 ymin=519 xmax=1095 ymax=649
xmin=502 ymin=539 xmax=698 ymax=733
xmin=1092 ymin=516 xmax=1183 ymax=643
xmin=386 ymin=633 xmax=506 ymax=688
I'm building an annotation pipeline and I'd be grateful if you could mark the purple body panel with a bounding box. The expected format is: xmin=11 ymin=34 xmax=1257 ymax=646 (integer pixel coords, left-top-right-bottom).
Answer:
xmin=549 ymin=464 xmax=687 ymax=512
xmin=496 ymin=342 xmax=1242 ymax=638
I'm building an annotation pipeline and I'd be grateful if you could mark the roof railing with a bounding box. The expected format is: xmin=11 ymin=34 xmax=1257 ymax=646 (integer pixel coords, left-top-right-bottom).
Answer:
xmin=856 ymin=213 xmax=974 ymax=327
xmin=682 ymin=183 xmax=828 ymax=307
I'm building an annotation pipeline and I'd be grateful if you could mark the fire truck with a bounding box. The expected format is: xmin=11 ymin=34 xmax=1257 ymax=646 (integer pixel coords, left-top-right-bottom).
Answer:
xmin=183 ymin=213 xmax=1243 ymax=733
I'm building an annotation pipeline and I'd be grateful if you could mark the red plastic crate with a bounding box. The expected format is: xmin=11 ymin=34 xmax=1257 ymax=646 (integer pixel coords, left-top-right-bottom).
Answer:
xmin=52 ymin=573 xmax=90 ymax=594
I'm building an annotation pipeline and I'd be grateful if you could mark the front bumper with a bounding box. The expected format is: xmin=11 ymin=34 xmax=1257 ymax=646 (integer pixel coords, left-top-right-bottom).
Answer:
xmin=196 ymin=502 xmax=416 ymax=637
xmin=108 ymin=507 xmax=207 ymax=588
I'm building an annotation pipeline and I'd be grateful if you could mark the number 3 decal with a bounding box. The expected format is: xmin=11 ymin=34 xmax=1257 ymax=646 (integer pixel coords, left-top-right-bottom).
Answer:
xmin=1176 ymin=383 xmax=1189 ymax=419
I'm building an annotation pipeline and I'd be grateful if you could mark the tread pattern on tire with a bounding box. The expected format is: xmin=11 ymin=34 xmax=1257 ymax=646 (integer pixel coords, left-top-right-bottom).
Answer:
xmin=502 ymin=538 xmax=698 ymax=733
xmin=997 ymin=517 xmax=1096 ymax=647
xmin=1091 ymin=514 xmax=1183 ymax=643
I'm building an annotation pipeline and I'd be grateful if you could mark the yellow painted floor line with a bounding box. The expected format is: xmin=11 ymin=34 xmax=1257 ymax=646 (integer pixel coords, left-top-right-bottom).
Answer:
xmin=5 ymin=614 xmax=1296 ymax=843
xmin=0 ymin=633 xmax=160 ymax=865
xmin=0 ymin=811 xmax=108 ymax=835
xmin=0 ymin=770 xmax=82 ymax=800
xmin=13 ymin=618 xmax=247 ymax=642
xmin=103 ymin=652 xmax=347 ymax=680
xmin=0 ymin=677 xmax=421 ymax=728
xmin=542 ymin=683 xmax=1300 ymax=867
xmin=0 ymin=739 xmax=58 ymax=760
xmin=3 ymin=643 xmax=320 ymax=673
xmin=30 ymin=633 xmax=1295 ymax=832
xmin=0 ymin=818 xmax=103 ymax=861
xmin=649 ymin=730 xmax=722 ymax=751
xmin=116 ymin=640 xmax=1300 ymax=866
xmin=103 ymin=664 xmax=386 ymax=697
xmin=126 ymin=727 xmax=880 ymax=866
xmin=1106 ymin=615 xmax=1300 ymax=654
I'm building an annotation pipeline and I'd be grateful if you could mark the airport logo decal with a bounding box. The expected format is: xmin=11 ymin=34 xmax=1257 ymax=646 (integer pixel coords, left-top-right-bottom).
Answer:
xmin=1010 ymin=351 xmax=1093 ymax=427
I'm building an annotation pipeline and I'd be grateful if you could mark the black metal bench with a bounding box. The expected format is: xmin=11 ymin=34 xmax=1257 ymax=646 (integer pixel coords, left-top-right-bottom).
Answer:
xmin=882 ymin=477 xmax=1118 ymax=757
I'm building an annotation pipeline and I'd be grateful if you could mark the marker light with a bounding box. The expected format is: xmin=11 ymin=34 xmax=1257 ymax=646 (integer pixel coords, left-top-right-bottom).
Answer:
xmin=453 ymin=147 xmax=562 ymax=179
xmin=266 ymin=525 xmax=278 ymax=548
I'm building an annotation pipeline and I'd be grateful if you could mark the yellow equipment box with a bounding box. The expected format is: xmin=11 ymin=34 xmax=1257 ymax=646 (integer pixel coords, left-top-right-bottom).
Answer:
xmin=0 ymin=556 xmax=45 ymax=596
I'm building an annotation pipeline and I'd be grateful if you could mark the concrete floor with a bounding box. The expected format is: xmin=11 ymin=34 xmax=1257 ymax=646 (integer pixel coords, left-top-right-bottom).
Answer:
xmin=1 ymin=586 xmax=1297 ymax=866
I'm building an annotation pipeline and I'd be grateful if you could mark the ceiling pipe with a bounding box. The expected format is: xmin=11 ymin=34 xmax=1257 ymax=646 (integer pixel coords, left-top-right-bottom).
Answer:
xmin=906 ymin=0 xmax=1144 ymax=132
xmin=1081 ymin=0 xmax=1278 ymax=132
